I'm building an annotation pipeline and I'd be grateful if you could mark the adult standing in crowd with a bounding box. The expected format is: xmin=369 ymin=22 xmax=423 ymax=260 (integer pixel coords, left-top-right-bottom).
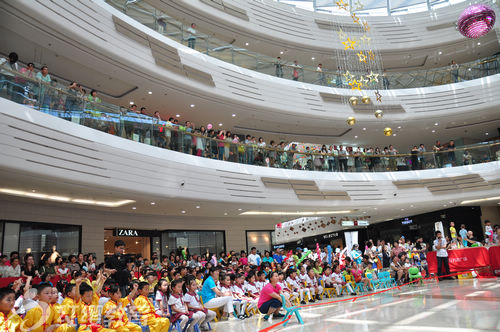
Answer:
xmin=105 ymin=240 xmax=129 ymax=295
xmin=247 ymin=247 xmax=261 ymax=267
xmin=433 ymin=231 xmax=450 ymax=280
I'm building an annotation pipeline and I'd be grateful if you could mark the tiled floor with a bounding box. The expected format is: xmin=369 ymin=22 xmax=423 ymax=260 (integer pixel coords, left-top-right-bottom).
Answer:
xmin=212 ymin=279 xmax=500 ymax=331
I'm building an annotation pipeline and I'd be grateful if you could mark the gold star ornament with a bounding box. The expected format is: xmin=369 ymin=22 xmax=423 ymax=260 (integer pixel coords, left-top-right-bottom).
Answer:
xmin=354 ymin=0 xmax=364 ymax=10
xmin=359 ymin=34 xmax=371 ymax=44
xmin=367 ymin=71 xmax=379 ymax=83
xmin=359 ymin=75 xmax=368 ymax=87
xmin=362 ymin=20 xmax=370 ymax=32
xmin=349 ymin=80 xmax=362 ymax=90
xmin=351 ymin=13 xmax=360 ymax=24
xmin=336 ymin=0 xmax=349 ymax=11
xmin=367 ymin=50 xmax=376 ymax=61
xmin=337 ymin=28 xmax=347 ymax=41
xmin=356 ymin=51 xmax=367 ymax=63
xmin=342 ymin=37 xmax=357 ymax=50
xmin=343 ymin=71 xmax=354 ymax=82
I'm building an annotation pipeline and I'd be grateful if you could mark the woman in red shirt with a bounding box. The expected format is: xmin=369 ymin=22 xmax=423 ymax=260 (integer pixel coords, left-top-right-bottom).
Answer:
xmin=258 ymin=271 xmax=291 ymax=321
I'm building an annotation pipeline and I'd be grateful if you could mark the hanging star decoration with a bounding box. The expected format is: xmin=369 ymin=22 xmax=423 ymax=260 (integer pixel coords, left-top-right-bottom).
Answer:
xmin=359 ymin=34 xmax=371 ymax=44
xmin=336 ymin=0 xmax=349 ymax=11
xmin=351 ymin=13 xmax=360 ymax=24
xmin=343 ymin=71 xmax=355 ymax=82
xmin=342 ymin=37 xmax=357 ymax=50
xmin=359 ymin=75 xmax=369 ymax=87
xmin=375 ymin=90 xmax=382 ymax=102
xmin=367 ymin=50 xmax=376 ymax=61
xmin=362 ymin=20 xmax=370 ymax=32
xmin=349 ymin=80 xmax=362 ymax=90
xmin=367 ymin=71 xmax=379 ymax=83
xmin=337 ymin=28 xmax=347 ymax=41
xmin=354 ymin=0 xmax=364 ymax=10
xmin=356 ymin=51 xmax=367 ymax=63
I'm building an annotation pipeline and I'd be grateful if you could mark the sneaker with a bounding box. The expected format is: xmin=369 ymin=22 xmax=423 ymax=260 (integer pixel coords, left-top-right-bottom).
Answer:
xmin=300 ymin=300 xmax=307 ymax=305
xmin=350 ymin=292 xmax=357 ymax=296
xmin=274 ymin=313 xmax=285 ymax=318
xmin=238 ymin=314 xmax=246 ymax=320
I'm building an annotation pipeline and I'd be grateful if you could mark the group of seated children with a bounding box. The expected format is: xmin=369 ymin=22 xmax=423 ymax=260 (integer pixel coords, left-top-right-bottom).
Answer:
xmin=0 ymin=270 xmax=216 ymax=332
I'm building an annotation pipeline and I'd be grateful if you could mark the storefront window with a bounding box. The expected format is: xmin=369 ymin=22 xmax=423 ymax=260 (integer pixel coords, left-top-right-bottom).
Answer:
xmin=161 ymin=231 xmax=225 ymax=257
xmin=246 ymin=231 xmax=272 ymax=254
xmin=18 ymin=223 xmax=80 ymax=264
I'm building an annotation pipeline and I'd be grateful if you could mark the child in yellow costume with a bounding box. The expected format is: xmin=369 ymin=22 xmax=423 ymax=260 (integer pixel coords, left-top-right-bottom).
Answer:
xmin=0 ymin=287 xmax=23 ymax=332
xmin=133 ymin=282 xmax=169 ymax=332
xmin=22 ymin=284 xmax=56 ymax=332
xmin=102 ymin=283 xmax=141 ymax=332
xmin=75 ymin=273 xmax=113 ymax=332
xmin=61 ymin=284 xmax=78 ymax=325
xmin=50 ymin=287 xmax=76 ymax=332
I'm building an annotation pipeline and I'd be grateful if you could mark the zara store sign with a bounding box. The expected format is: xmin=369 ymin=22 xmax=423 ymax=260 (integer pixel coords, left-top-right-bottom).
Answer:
xmin=113 ymin=229 xmax=156 ymax=237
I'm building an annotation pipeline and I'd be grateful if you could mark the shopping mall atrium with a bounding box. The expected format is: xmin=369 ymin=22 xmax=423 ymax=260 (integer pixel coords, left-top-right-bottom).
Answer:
xmin=0 ymin=0 xmax=499 ymax=331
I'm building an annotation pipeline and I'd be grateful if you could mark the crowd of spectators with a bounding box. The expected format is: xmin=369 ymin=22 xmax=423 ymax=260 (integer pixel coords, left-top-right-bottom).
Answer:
xmin=0 ymin=221 xmax=498 ymax=330
xmin=1 ymin=52 xmax=497 ymax=172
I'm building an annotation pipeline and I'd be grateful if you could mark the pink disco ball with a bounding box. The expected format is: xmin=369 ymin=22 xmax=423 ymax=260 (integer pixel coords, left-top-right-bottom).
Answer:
xmin=457 ymin=4 xmax=496 ymax=38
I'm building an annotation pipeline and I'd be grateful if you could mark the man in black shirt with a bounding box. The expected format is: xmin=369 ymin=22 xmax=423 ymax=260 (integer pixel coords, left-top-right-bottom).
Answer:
xmin=105 ymin=240 xmax=129 ymax=295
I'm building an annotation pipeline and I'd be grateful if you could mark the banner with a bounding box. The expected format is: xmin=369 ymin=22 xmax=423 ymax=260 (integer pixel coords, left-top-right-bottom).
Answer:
xmin=427 ymin=247 xmax=490 ymax=274
xmin=344 ymin=231 xmax=358 ymax=255
xmin=489 ymin=245 xmax=500 ymax=276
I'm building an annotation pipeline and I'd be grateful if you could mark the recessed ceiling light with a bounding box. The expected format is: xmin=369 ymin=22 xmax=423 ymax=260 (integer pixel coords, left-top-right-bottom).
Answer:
xmin=232 ymin=114 xmax=236 ymax=117
xmin=362 ymin=127 xmax=366 ymax=131
xmin=477 ymin=42 xmax=481 ymax=45
xmin=438 ymin=51 xmax=442 ymax=55
xmin=393 ymin=134 xmax=396 ymax=136
xmin=196 ymin=205 xmax=200 ymax=209
xmin=129 ymin=101 xmax=134 ymax=105
xmin=176 ymin=114 xmax=180 ymax=117
xmin=238 ymin=208 xmax=242 ymax=211
xmin=148 ymin=91 xmax=152 ymax=95
xmin=151 ymin=202 xmax=156 ymax=205
xmin=32 ymin=189 xmax=36 ymax=192
xmin=311 ymin=57 xmax=315 ymax=60
xmin=397 ymin=126 xmax=401 ymax=129
xmin=485 ymin=132 xmax=489 ymax=135
xmin=354 ymin=135 xmax=358 ymax=138
xmin=219 ymin=123 xmax=223 ymax=126
xmin=132 ymin=207 xmax=137 ymax=210
xmin=190 ymin=104 xmax=195 ymax=108
xmin=245 ymin=42 xmax=249 ymax=46
xmin=410 ymin=205 xmax=414 ymax=207
xmin=280 ymin=51 xmax=284 ymax=54
xmin=181 ymin=210 xmax=186 ymax=214
xmin=434 ymin=122 xmax=439 ymax=126
xmin=401 ymin=208 xmax=405 ymax=211
xmin=224 ymin=212 xmax=228 ymax=215
xmin=443 ymin=204 xmax=447 ymax=207
xmin=432 ymin=130 xmax=436 ymax=133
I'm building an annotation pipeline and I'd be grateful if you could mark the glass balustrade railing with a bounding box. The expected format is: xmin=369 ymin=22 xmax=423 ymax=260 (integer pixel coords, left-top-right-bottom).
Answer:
xmin=1 ymin=68 xmax=499 ymax=172
xmin=107 ymin=0 xmax=500 ymax=89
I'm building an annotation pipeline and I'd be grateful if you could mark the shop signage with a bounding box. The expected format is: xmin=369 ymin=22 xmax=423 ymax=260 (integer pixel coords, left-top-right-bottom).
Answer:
xmin=323 ymin=232 xmax=339 ymax=239
xmin=401 ymin=218 xmax=413 ymax=225
xmin=113 ymin=228 xmax=156 ymax=237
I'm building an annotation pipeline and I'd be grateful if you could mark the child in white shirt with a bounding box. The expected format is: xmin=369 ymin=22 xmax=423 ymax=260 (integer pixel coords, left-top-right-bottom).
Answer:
xmin=168 ymin=279 xmax=195 ymax=332
xmin=286 ymin=270 xmax=309 ymax=304
xmin=183 ymin=278 xmax=214 ymax=329
xmin=277 ymin=272 xmax=298 ymax=303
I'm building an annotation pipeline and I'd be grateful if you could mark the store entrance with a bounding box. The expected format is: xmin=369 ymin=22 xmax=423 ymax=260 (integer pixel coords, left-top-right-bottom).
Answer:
xmin=104 ymin=229 xmax=160 ymax=260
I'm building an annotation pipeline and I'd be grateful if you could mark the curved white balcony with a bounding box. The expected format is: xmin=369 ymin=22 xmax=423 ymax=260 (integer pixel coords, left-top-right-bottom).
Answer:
xmin=1 ymin=98 xmax=499 ymax=226
xmin=1 ymin=0 xmax=499 ymax=148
